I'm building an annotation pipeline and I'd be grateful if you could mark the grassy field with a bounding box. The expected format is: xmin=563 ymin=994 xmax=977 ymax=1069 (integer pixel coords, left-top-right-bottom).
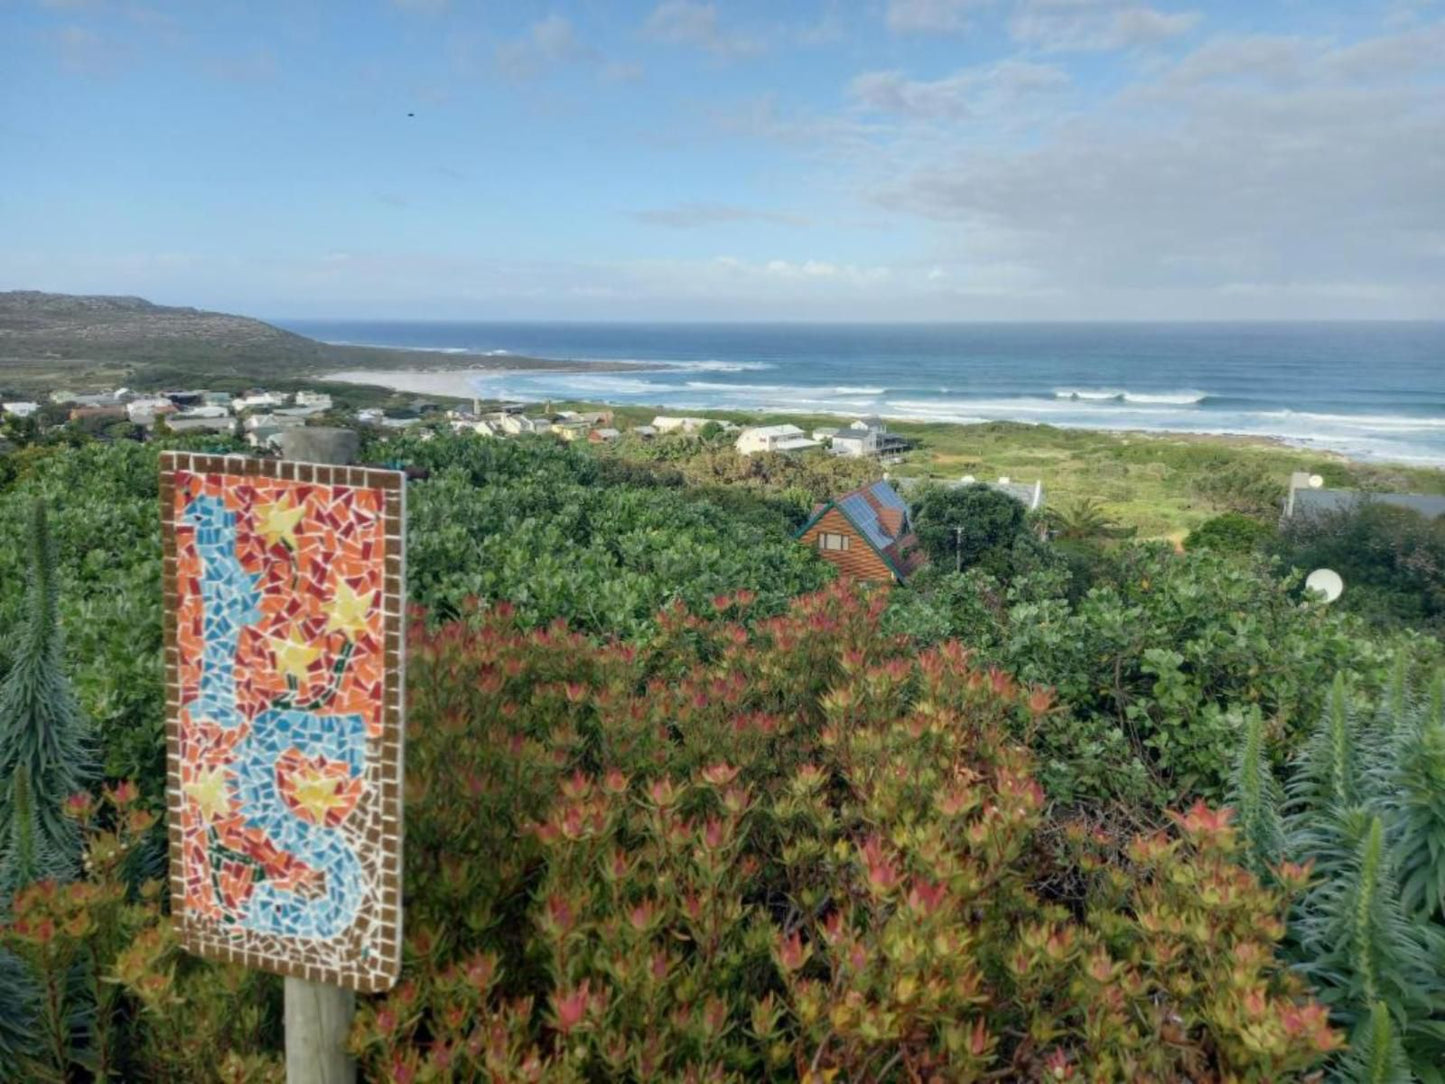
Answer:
xmin=567 ymin=403 xmax=1445 ymax=539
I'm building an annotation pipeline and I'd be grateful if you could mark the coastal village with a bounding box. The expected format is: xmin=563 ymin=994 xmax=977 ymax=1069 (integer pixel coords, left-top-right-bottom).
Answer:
xmin=0 ymin=384 xmax=925 ymax=461
xmin=5 ymin=384 xmax=1435 ymax=571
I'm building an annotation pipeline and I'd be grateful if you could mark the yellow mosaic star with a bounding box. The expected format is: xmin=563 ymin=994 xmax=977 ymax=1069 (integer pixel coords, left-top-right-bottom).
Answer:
xmin=256 ymin=495 xmax=306 ymax=549
xmin=184 ymin=765 xmax=231 ymax=821
xmin=271 ymin=630 xmax=323 ymax=684
xmin=326 ymin=579 xmax=376 ymax=640
xmin=288 ymin=771 xmax=351 ymax=825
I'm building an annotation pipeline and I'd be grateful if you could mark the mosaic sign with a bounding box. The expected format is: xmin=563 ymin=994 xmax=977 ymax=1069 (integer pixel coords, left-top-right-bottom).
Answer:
xmin=160 ymin=452 xmax=405 ymax=992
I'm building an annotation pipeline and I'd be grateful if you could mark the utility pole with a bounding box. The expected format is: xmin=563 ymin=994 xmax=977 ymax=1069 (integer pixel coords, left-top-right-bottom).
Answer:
xmin=955 ymin=524 xmax=963 ymax=573
xmin=277 ymin=426 xmax=360 ymax=1084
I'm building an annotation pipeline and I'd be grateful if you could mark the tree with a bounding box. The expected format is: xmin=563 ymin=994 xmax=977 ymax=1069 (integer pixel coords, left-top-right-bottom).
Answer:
xmin=912 ymin=483 xmax=1029 ymax=572
xmin=0 ymin=500 xmax=91 ymax=894
xmin=1044 ymin=496 xmax=1136 ymax=543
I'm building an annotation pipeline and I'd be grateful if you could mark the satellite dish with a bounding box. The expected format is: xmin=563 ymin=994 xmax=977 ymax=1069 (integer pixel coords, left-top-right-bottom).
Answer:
xmin=960 ymin=474 xmax=976 ymax=484
xmin=1305 ymin=568 xmax=1344 ymax=603
xmin=998 ymin=475 xmax=1011 ymax=485
xmin=1308 ymin=474 xmax=1324 ymax=489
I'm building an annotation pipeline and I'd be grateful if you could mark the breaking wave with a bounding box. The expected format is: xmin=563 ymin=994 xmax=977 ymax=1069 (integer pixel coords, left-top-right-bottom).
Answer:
xmin=1055 ymin=388 xmax=1209 ymax=405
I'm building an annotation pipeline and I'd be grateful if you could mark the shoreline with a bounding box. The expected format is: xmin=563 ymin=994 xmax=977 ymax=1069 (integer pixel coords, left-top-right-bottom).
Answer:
xmin=322 ymin=364 xmax=1445 ymax=470
xmin=318 ymin=341 xmax=652 ymax=374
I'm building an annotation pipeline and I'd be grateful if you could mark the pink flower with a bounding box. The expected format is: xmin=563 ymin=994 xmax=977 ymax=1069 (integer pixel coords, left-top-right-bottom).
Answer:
xmin=860 ymin=835 xmax=902 ymax=896
xmin=63 ymin=792 xmax=95 ymax=820
xmin=699 ymin=762 xmax=739 ymax=788
xmin=628 ymin=899 xmax=658 ymax=932
xmin=906 ymin=878 xmax=948 ymax=917
xmin=647 ymin=778 xmax=683 ymax=808
xmin=549 ymin=980 xmax=593 ymax=1034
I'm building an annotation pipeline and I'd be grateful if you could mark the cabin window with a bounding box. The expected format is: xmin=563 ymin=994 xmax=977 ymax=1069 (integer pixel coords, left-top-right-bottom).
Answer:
xmin=818 ymin=532 xmax=850 ymax=552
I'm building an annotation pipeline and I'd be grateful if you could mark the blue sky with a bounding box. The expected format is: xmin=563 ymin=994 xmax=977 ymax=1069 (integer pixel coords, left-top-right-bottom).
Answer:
xmin=2 ymin=0 xmax=1442 ymax=320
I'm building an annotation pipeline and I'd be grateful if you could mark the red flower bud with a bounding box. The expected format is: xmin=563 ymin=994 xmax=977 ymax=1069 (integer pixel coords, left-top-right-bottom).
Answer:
xmin=776 ymin=930 xmax=810 ymax=973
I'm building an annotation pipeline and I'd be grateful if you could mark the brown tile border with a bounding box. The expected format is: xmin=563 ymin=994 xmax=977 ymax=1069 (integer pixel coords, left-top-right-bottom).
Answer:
xmin=159 ymin=451 xmax=406 ymax=993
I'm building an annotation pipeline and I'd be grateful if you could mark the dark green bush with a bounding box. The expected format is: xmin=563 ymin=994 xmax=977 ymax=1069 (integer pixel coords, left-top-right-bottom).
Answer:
xmin=1185 ymin=511 xmax=1277 ymax=555
xmin=1271 ymin=501 xmax=1445 ymax=631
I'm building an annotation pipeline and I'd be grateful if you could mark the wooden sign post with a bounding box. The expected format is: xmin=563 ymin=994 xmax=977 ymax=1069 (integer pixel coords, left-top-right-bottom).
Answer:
xmin=160 ymin=432 xmax=405 ymax=1083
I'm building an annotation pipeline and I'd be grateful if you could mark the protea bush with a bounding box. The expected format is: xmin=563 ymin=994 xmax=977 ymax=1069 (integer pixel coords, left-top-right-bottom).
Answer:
xmin=356 ymin=580 xmax=1337 ymax=1082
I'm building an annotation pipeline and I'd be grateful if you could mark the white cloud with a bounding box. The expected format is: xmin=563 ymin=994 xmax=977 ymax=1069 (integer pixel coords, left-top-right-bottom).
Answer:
xmin=886 ymin=0 xmax=994 ymax=34
xmin=1163 ymin=34 xmax=1317 ymax=87
xmin=493 ymin=15 xmax=595 ymax=80
xmin=851 ymin=60 xmax=1069 ymax=120
xmin=1010 ymin=0 xmax=1200 ymax=52
xmin=861 ymin=23 xmax=1445 ymax=315
xmin=643 ymin=1 xmax=763 ymax=59
xmin=719 ymin=256 xmax=892 ymax=285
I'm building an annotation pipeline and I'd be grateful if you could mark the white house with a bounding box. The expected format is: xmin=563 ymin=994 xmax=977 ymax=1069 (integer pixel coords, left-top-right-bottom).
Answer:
xmin=2 ymin=402 xmax=41 ymax=419
xmin=294 ymin=391 xmax=334 ymax=411
xmin=735 ymin=424 xmax=821 ymax=456
xmin=652 ymin=415 xmax=712 ymax=434
xmin=811 ymin=427 xmax=840 ymax=442
xmin=126 ymin=397 xmax=177 ymax=425
xmin=452 ymin=419 xmax=499 ymax=437
xmin=830 ymin=429 xmax=879 ymax=458
xmin=848 ymin=416 xmax=910 ymax=457
xmin=244 ymin=413 xmax=307 ymax=432
xmin=499 ymin=414 xmax=551 ymax=436
xmin=232 ymin=392 xmax=288 ymax=412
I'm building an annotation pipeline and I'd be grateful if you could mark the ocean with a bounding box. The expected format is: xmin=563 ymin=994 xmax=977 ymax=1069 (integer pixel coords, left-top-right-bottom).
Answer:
xmin=278 ymin=321 xmax=1445 ymax=465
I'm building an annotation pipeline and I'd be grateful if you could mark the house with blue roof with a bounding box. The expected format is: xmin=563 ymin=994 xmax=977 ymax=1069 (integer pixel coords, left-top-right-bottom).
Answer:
xmin=795 ymin=480 xmax=927 ymax=584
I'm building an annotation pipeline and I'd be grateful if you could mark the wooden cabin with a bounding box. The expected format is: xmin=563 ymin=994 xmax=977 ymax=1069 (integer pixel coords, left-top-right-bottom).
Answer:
xmin=796 ymin=480 xmax=927 ymax=584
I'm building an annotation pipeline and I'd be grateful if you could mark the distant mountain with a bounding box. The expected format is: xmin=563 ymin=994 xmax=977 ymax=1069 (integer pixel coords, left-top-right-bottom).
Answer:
xmin=0 ymin=291 xmax=630 ymax=398
xmin=0 ymin=290 xmax=325 ymax=371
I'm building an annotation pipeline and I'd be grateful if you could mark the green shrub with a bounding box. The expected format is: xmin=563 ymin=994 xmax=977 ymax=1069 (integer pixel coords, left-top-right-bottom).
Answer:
xmin=901 ymin=544 xmax=1429 ymax=807
xmin=912 ymin=483 xmax=1038 ymax=576
xmin=1189 ymin=461 xmax=1287 ymax=517
xmin=1185 ymin=512 xmax=1276 ymax=555
xmin=1272 ymin=501 xmax=1445 ymax=631
xmin=392 ymin=434 xmax=831 ymax=635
